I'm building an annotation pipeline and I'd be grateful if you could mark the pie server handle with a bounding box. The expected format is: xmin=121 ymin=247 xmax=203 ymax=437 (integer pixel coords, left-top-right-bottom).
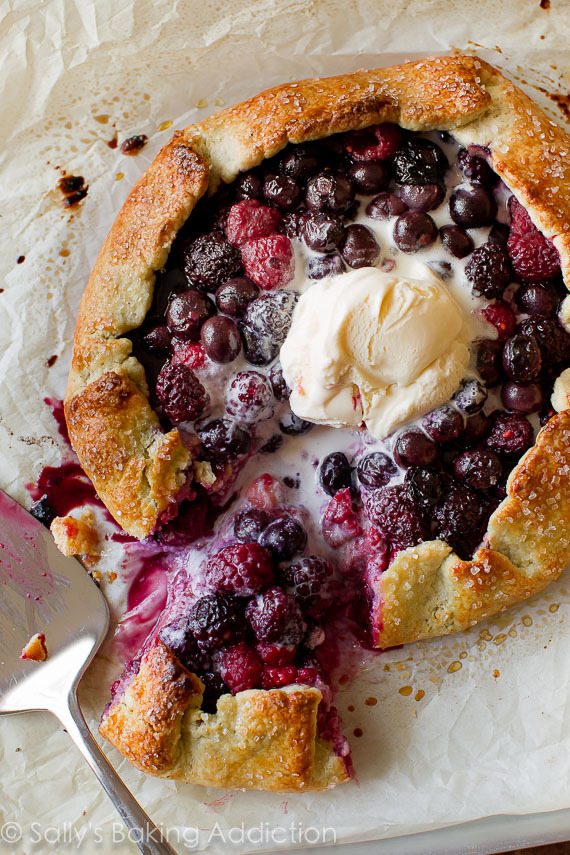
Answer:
xmin=57 ymin=691 xmax=178 ymax=855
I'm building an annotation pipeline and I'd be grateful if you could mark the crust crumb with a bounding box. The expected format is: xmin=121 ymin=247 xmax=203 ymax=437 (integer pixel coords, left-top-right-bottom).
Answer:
xmin=20 ymin=632 xmax=48 ymax=662
xmin=50 ymin=509 xmax=101 ymax=566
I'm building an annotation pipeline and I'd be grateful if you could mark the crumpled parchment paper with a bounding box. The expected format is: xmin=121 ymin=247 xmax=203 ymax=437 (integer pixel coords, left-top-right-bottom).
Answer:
xmin=2 ymin=1 xmax=570 ymax=852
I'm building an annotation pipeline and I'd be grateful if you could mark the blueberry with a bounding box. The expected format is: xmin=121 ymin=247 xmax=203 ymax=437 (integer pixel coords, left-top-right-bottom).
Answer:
xmin=269 ymin=362 xmax=290 ymax=401
xmin=30 ymin=495 xmax=56 ymax=528
xmin=279 ymin=146 xmax=320 ymax=180
xmin=393 ymin=429 xmax=438 ymax=467
xmin=457 ymin=148 xmax=497 ymax=186
xmin=305 ymin=172 xmax=354 ymax=214
xmin=197 ymin=417 xmax=251 ymax=460
xmin=516 ymin=283 xmax=559 ymax=318
xmin=235 ymin=171 xmax=263 ymax=200
xmin=453 ymin=379 xmax=488 ymax=414
xmin=234 ymin=508 xmax=271 ymax=543
xmin=259 ymin=517 xmax=308 ymax=560
xmin=422 ymin=405 xmax=464 ymax=444
xmin=341 ymin=224 xmax=380 ymax=268
xmin=356 ymin=451 xmax=397 ymax=488
xmin=476 ymin=339 xmax=503 ymax=386
xmin=301 ymin=213 xmax=345 ymax=253
xmin=502 ymin=334 xmax=542 ymax=382
xmin=397 ymin=183 xmax=445 ymax=213
xmin=501 ymin=382 xmax=544 ymax=414
xmin=215 ymin=277 xmax=259 ymax=317
xmin=319 ymin=452 xmax=352 ymax=496
xmin=279 ymin=411 xmax=314 ymax=435
xmin=166 ymin=290 xmax=215 ymax=341
xmin=307 ymin=253 xmax=345 ymax=280
xmin=366 ymin=192 xmax=408 ymax=219
xmin=142 ymin=324 xmax=171 ymax=354
xmin=200 ymin=315 xmax=242 ymax=362
xmin=449 ymin=184 xmax=497 ymax=229
xmin=439 ymin=225 xmax=474 ymax=259
xmin=263 ymin=174 xmax=302 ymax=211
xmin=393 ymin=212 xmax=437 ymax=252
xmin=348 ymin=161 xmax=390 ymax=194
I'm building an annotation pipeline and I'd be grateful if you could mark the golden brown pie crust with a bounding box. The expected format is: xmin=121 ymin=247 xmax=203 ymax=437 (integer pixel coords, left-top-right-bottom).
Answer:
xmin=65 ymin=55 xmax=570 ymax=790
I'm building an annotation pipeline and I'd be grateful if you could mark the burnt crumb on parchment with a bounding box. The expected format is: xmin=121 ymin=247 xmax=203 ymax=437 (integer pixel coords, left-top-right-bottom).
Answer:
xmin=120 ymin=134 xmax=148 ymax=155
xmin=540 ymin=0 xmax=550 ymax=9
xmin=46 ymin=354 xmax=58 ymax=367
xmin=57 ymin=174 xmax=88 ymax=207
xmin=17 ymin=255 xmax=25 ymax=264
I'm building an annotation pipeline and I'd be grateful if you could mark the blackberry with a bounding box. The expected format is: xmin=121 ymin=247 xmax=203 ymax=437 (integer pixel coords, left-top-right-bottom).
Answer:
xmin=183 ymin=231 xmax=242 ymax=290
xmin=465 ymin=242 xmax=512 ymax=299
xmin=188 ymin=593 xmax=245 ymax=648
xmin=393 ymin=138 xmax=447 ymax=186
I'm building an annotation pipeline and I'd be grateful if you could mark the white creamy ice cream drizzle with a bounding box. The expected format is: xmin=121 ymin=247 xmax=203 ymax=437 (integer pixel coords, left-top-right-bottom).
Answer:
xmin=280 ymin=266 xmax=472 ymax=440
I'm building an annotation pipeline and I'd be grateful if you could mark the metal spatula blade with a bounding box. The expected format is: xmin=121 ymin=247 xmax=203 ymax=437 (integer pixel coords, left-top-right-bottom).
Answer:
xmin=0 ymin=489 xmax=176 ymax=855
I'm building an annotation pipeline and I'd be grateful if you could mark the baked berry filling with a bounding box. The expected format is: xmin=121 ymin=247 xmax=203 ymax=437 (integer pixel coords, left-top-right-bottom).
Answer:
xmin=122 ymin=125 xmax=569 ymax=744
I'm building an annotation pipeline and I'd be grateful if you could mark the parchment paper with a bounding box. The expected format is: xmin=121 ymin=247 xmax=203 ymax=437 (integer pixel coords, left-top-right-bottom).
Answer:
xmin=2 ymin=1 xmax=570 ymax=852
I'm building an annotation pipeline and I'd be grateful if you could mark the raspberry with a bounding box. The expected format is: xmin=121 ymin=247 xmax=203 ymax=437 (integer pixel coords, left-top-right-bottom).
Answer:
xmin=433 ymin=485 xmax=485 ymax=560
xmin=344 ymin=123 xmax=402 ymax=161
xmin=246 ymin=474 xmax=284 ymax=510
xmin=171 ymin=342 xmax=206 ymax=370
xmin=183 ymin=231 xmax=242 ymax=290
xmin=225 ymin=200 xmax=282 ymax=246
xmin=296 ymin=666 xmax=320 ymax=685
xmin=485 ymin=412 xmax=534 ymax=456
xmin=219 ymin=642 xmax=263 ymax=694
xmin=465 ymin=242 xmax=512 ymax=298
xmin=155 ymin=361 xmax=210 ymax=423
xmin=205 ymin=543 xmax=274 ymax=596
xmin=507 ymin=197 xmax=560 ymax=282
xmin=321 ymin=487 xmax=361 ymax=547
xmin=365 ymin=484 xmax=427 ymax=550
xmin=188 ymin=593 xmax=245 ymax=648
xmin=256 ymin=642 xmax=296 ymax=665
xmin=262 ymin=666 xmax=298 ymax=689
xmin=481 ymin=301 xmax=516 ymax=340
xmin=225 ymin=370 xmax=275 ymax=423
xmin=280 ymin=556 xmax=333 ymax=613
xmin=246 ymin=587 xmax=305 ymax=645
xmin=240 ymin=234 xmax=294 ymax=290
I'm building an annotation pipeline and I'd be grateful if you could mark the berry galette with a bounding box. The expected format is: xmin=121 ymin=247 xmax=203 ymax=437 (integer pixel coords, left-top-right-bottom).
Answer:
xmin=64 ymin=56 xmax=570 ymax=791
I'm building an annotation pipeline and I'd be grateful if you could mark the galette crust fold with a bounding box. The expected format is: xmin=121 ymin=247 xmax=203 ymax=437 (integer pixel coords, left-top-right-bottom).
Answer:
xmin=100 ymin=642 xmax=349 ymax=791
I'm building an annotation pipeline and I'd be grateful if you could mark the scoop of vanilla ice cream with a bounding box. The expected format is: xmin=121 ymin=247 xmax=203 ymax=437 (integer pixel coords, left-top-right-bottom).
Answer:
xmin=280 ymin=267 xmax=470 ymax=440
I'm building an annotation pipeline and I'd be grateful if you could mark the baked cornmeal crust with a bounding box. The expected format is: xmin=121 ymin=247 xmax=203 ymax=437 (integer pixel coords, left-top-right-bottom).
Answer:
xmin=66 ymin=55 xmax=570 ymax=790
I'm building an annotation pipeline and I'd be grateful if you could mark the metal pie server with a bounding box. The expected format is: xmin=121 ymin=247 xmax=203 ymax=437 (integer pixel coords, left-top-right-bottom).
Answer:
xmin=0 ymin=489 xmax=176 ymax=855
